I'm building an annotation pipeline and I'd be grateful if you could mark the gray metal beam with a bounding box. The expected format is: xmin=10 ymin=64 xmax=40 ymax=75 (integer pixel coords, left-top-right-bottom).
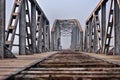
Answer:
xmin=84 ymin=25 xmax=88 ymax=52
xmin=114 ymin=0 xmax=120 ymax=55
xmin=43 ymin=20 xmax=47 ymax=52
xmin=48 ymin=25 xmax=50 ymax=51
xmin=80 ymin=31 xmax=83 ymax=51
xmin=37 ymin=13 xmax=43 ymax=53
xmin=93 ymin=16 xmax=98 ymax=52
xmin=101 ymin=2 xmax=106 ymax=49
xmin=29 ymin=0 xmax=49 ymax=23
xmin=88 ymin=20 xmax=92 ymax=52
xmin=31 ymin=2 xmax=36 ymax=53
xmin=46 ymin=25 xmax=50 ymax=51
xmin=19 ymin=0 xmax=26 ymax=55
xmin=0 ymin=0 xmax=5 ymax=58
xmin=51 ymin=32 xmax=54 ymax=51
xmin=86 ymin=0 xmax=108 ymax=23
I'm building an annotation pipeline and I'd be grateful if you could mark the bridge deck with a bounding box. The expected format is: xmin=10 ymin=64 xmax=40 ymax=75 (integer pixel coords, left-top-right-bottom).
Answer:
xmin=82 ymin=52 xmax=120 ymax=65
xmin=0 ymin=52 xmax=56 ymax=80
xmin=0 ymin=51 xmax=120 ymax=80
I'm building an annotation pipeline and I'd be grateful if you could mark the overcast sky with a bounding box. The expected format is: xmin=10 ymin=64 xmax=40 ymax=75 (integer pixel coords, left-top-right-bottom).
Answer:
xmin=6 ymin=0 xmax=100 ymax=50
xmin=6 ymin=0 xmax=100 ymax=30
xmin=37 ymin=0 xmax=100 ymax=30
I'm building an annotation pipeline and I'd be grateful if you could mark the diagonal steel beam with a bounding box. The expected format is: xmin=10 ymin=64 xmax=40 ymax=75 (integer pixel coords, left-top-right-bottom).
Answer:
xmin=29 ymin=0 xmax=49 ymax=23
xmin=117 ymin=0 xmax=120 ymax=8
xmin=86 ymin=0 xmax=108 ymax=23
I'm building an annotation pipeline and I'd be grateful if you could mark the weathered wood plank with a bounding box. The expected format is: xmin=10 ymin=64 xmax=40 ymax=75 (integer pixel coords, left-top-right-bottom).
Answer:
xmin=29 ymin=67 xmax=120 ymax=71
xmin=15 ymin=74 xmax=120 ymax=78
xmin=21 ymin=71 xmax=120 ymax=75
xmin=0 ymin=52 xmax=56 ymax=80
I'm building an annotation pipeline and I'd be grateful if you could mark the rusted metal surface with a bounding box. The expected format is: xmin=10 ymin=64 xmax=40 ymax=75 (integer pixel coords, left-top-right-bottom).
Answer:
xmin=7 ymin=51 xmax=120 ymax=80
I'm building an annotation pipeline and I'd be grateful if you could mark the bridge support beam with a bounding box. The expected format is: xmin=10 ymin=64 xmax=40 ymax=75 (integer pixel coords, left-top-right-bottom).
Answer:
xmin=19 ymin=0 xmax=26 ymax=55
xmin=0 ymin=0 xmax=5 ymax=58
xmin=43 ymin=20 xmax=47 ymax=52
xmin=51 ymin=19 xmax=83 ymax=51
xmin=46 ymin=25 xmax=50 ymax=51
xmin=114 ymin=0 xmax=120 ymax=55
xmin=84 ymin=25 xmax=88 ymax=52
xmin=31 ymin=2 xmax=36 ymax=53
xmin=93 ymin=16 xmax=98 ymax=52
xmin=37 ymin=13 xmax=43 ymax=53
xmin=88 ymin=20 xmax=92 ymax=52
xmin=47 ymin=25 xmax=51 ymax=51
xmin=79 ymin=31 xmax=83 ymax=51
xmin=101 ymin=2 xmax=106 ymax=48
xmin=71 ymin=27 xmax=77 ymax=50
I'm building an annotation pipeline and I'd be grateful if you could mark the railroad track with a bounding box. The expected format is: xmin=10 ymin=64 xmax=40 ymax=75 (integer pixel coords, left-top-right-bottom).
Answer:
xmin=7 ymin=51 xmax=120 ymax=80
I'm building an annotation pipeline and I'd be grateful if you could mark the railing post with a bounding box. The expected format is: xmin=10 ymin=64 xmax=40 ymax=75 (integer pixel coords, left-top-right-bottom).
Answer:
xmin=114 ymin=0 xmax=120 ymax=55
xmin=19 ymin=0 xmax=26 ymax=55
xmin=31 ymin=2 xmax=36 ymax=53
xmin=0 ymin=0 xmax=5 ymax=58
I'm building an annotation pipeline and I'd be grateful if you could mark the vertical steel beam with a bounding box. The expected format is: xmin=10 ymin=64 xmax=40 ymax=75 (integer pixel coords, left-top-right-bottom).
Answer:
xmin=114 ymin=0 xmax=120 ymax=55
xmin=43 ymin=20 xmax=46 ymax=52
xmin=19 ymin=0 xmax=26 ymax=55
xmin=37 ymin=13 xmax=43 ymax=53
xmin=51 ymin=32 xmax=54 ymax=51
xmin=0 ymin=0 xmax=5 ymax=58
xmin=54 ymin=28 xmax=57 ymax=50
xmin=93 ymin=15 xmax=98 ymax=52
xmin=48 ymin=25 xmax=50 ymax=51
xmin=88 ymin=20 xmax=92 ymax=52
xmin=93 ymin=19 xmax=98 ymax=52
xmin=47 ymin=25 xmax=50 ymax=51
xmin=101 ymin=2 xmax=106 ymax=48
xmin=71 ymin=27 xmax=76 ymax=50
xmin=76 ymin=27 xmax=79 ymax=50
xmin=31 ymin=2 xmax=36 ymax=53
xmin=84 ymin=24 xmax=88 ymax=52
xmin=56 ymin=25 xmax=60 ymax=50
xmin=45 ymin=25 xmax=49 ymax=51
xmin=80 ymin=31 xmax=83 ymax=51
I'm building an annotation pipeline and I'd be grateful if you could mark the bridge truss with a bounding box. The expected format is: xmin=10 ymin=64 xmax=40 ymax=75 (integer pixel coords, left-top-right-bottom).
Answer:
xmin=84 ymin=0 xmax=120 ymax=55
xmin=0 ymin=0 xmax=50 ymax=58
xmin=51 ymin=19 xmax=83 ymax=51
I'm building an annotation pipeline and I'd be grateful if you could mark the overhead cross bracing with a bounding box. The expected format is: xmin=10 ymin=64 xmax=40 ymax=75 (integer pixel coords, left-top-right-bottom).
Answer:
xmin=51 ymin=19 xmax=83 ymax=51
